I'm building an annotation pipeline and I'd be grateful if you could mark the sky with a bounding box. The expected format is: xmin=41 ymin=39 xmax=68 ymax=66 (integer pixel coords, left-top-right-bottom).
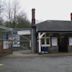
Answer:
xmin=5 ymin=0 xmax=72 ymax=22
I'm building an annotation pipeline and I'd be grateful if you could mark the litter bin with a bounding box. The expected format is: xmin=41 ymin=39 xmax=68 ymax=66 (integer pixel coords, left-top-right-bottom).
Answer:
xmin=41 ymin=46 xmax=48 ymax=53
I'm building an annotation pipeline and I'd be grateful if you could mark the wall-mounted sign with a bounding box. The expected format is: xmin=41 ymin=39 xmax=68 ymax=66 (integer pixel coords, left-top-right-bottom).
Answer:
xmin=3 ymin=41 xmax=9 ymax=49
xmin=52 ymin=37 xmax=57 ymax=46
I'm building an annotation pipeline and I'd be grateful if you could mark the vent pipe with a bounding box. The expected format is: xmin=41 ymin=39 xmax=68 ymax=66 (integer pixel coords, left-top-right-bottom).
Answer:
xmin=31 ymin=8 xmax=37 ymax=53
xmin=32 ymin=8 xmax=35 ymax=25
xmin=70 ymin=13 xmax=72 ymax=21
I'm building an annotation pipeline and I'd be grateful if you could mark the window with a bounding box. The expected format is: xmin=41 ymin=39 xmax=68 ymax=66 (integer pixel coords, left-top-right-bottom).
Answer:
xmin=40 ymin=33 xmax=50 ymax=46
xmin=46 ymin=33 xmax=49 ymax=37
xmin=41 ymin=38 xmax=45 ymax=44
xmin=41 ymin=37 xmax=50 ymax=45
xmin=46 ymin=38 xmax=50 ymax=44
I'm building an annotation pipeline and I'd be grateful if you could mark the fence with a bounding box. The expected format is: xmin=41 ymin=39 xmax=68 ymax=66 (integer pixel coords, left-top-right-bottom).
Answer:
xmin=12 ymin=34 xmax=31 ymax=51
xmin=0 ymin=31 xmax=12 ymax=56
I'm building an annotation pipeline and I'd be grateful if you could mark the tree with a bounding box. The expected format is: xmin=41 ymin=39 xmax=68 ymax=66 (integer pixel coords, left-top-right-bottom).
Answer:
xmin=15 ymin=13 xmax=31 ymax=28
xmin=5 ymin=0 xmax=31 ymax=28
xmin=5 ymin=13 xmax=31 ymax=28
xmin=12 ymin=0 xmax=21 ymax=28
xmin=0 ymin=0 xmax=4 ymax=15
xmin=7 ymin=0 xmax=12 ymax=21
xmin=0 ymin=0 xmax=4 ymax=25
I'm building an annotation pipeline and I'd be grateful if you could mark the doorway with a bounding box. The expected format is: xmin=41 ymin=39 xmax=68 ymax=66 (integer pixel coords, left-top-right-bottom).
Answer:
xmin=58 ymin=35 xmax=68 ymax=52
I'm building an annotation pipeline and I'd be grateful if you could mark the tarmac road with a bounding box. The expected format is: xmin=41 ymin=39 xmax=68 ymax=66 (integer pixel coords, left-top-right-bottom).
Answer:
xmin=0 ymin=56 xmax=72 ymax=72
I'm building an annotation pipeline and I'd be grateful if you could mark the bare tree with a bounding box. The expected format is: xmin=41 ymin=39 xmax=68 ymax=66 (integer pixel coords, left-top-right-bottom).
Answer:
xmin=5 ymin=0 xmax=31 ymax=28
xmin=4 ymin=0 xmax=19 ymax=27
xmin=0 ymin=0 xmax=3 ymax=15
xmin=0 ymin=0 xmax=4 ymax=25
xmin=5 ymin=12 xmax=31 ymax=28
xmin=11 ymin=0 xmax=20 ymax=28
xmin=7 ymin=0 xmax=12 ymax=21
xmin=15 ymin=13 xmax=31 ymax=28
xmin=5 ymin=0 xmax=19 ymax=21
xmin=13 ymin=0 xmax=20 ymax=21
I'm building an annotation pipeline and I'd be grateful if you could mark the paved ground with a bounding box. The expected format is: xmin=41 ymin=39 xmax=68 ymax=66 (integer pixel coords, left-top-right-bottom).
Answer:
xmin=5 ymin=50 xmax=72 ymax=58
xmin=0 ymin=56 xmax=72 ymax=72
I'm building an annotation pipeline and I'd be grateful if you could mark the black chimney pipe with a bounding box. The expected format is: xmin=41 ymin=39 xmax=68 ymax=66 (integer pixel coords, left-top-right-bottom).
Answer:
xmin=31 ymin=8 xmax=37 ymax=53
xmin=70 ymin=13 xmax=72 ymax=21
xmin=32 ymin=8 xmax=35 ymax=25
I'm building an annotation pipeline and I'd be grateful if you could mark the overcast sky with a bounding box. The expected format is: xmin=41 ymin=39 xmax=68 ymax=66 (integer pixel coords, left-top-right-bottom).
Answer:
xmin=5 ymin=0 xmax=72 ymax=22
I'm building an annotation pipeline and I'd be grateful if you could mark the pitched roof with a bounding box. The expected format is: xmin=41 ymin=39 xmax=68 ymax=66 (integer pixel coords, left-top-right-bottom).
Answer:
xmin=13 ymin=28 xmax=31 ymax=31
xmin=36 ymin=20 xmax=72 ymax=32
xmin=0 ymin=25 xmax=13 ymax=32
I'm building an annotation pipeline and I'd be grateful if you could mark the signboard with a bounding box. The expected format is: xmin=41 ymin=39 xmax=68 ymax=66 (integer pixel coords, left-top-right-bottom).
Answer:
xmin=3 ymin=33 xmax=8 ymax=40
xmin=52 ymin=37 xmax=57 ymax=46
xmin=3 ymin=41 xmax=9 ymax=49
xmin=69 ymin=38 xmax=72 ymax=46
xmin=13 ymin=35 xmax=20 ymax=47
xmin=17 ymin=30 xmax=31 ymax=35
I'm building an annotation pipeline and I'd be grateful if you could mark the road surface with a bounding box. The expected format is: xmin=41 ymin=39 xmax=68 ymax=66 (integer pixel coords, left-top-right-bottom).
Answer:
xmin=0 ymin=56 xmax=72 ymax=72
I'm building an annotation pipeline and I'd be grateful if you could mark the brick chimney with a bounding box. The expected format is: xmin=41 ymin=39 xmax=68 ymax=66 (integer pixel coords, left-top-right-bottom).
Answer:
xmin=70 ymin=13 xmax=72 ymax=21
xmin=32 ymin=8 xmax=35 ymax=25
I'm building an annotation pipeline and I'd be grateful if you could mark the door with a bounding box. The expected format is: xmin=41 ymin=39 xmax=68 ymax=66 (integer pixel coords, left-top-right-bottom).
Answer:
xmin=58 ymin=36 xmax=68 ymax=52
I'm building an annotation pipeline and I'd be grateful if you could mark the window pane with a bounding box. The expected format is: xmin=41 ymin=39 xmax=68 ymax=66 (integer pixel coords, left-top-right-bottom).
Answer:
xmin=42 ymin=34 xmax=45 ymax=37
xmin=46 ymin=33 xmax=49 ymax=37
xmin=46 ymin=38 xmax=49 ymax=44
xmin=41 ymin=38 xmax=45 ymax=44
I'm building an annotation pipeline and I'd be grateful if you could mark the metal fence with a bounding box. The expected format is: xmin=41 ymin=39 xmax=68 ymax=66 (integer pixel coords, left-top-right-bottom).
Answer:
xmin=12 ymin=34 xmax=31 ymax=51
xmin=20 ymin=35 xmax=31 ymax=50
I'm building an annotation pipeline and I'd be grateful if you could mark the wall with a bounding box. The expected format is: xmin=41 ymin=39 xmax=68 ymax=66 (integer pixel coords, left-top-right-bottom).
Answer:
xmin=48 ymin=37 xmax=58 ymax=53
xmin=48 ymin=46 xmax=58 ymax=53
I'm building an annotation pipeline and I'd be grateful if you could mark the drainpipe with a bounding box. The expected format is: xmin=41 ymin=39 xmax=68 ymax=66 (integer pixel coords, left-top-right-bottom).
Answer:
xmin=70 ymin=13 xmax=72 ymax=21
xmin=31 ymin=8 xmax=37 ymax=53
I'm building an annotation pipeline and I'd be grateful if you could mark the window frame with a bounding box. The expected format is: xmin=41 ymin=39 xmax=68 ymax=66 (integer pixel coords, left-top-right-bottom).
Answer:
xmin=41 ymin=36 xmax=50 ymax=47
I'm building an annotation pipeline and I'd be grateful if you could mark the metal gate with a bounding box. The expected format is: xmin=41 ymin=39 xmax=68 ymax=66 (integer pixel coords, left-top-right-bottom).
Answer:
xmin=20 ymin=35 xmax=31 ymax=50
xmin=12 ymin=29 xmax=31 ymax=51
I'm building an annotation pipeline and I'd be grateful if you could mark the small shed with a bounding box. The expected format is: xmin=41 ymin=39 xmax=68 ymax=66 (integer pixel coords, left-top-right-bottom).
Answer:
xmin=35 ymin=20 xmax=72 ymax=53
xmin=12 ymin=28 xmax=31 ymax=50
xmin=31 ymin=9 xmax=72 ymax=54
